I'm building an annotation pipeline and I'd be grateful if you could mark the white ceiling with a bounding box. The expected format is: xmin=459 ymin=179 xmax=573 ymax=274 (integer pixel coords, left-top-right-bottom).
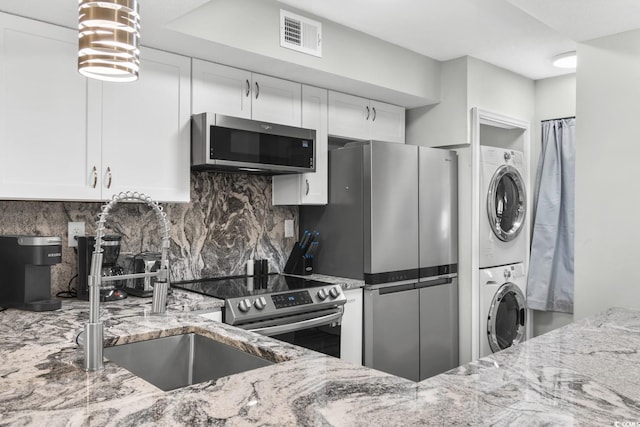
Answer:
xmin=278 ymin=0 xmax=640 ymax=80
xmin=2 ymin=0 xmax=639 ymax=81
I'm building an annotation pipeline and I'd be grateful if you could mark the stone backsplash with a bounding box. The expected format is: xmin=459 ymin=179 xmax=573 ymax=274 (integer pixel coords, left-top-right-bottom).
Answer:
xmin=0 ymin=172 xmax=298 ymax=296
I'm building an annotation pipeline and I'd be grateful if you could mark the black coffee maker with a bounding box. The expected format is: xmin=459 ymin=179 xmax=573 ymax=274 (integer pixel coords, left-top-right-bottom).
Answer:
xmin=0 ymin=235 xmax=62 ymax=311
xmin=77 ymin=235 xmax=127 ymax=301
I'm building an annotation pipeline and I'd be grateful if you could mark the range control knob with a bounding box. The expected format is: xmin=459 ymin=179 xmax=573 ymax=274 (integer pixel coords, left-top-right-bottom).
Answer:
xmin=254 ymin=296 xmax=267 ymax=310
xmin=329 ymin=286 xmax=341 ymax=299
xmin=238 ymin=298 xmax=252 ymax=313
xmin=317 ymin=288 xmax=328 ymax=300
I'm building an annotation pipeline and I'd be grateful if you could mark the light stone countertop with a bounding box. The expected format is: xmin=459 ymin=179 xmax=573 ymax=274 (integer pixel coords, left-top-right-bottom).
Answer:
xmin=2 ymin=284 xmax=640 ymax=426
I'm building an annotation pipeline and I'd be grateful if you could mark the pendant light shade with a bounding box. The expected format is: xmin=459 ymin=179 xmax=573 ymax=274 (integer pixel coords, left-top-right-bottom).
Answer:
xmin=78 ymin=0 xmax=140 ymax=82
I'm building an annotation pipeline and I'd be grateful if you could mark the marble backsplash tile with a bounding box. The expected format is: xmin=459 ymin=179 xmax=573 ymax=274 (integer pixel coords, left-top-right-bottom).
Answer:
xmin=0 ymin=172 xmax=298 ymax=296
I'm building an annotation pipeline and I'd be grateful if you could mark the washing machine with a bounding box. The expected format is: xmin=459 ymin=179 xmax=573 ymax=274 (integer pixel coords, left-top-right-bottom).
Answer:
xmin=479 ymin=146 xmax=528 ymax=268
xmin=479 ymin=263 xmax=527 ymax=358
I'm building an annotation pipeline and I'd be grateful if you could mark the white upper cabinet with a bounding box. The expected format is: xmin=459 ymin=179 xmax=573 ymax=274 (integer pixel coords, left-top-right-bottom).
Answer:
xmin=192 ymin=59 xmax=301 ymax=127
xmin=0 ymin=12 xmax=190 ymax=202
xmin=0 ymin=13 xmax=100 ymax=200
xmin=327 ymin=92 xmax=370 ymax=140
xmin=250 ymin=73 xmax=302 ymax=127
xmin=192 ymin=60 xmax=251 ymax=119
xmin=369 ymin=100 xmax=406 ymax=143
xmin=273 ymin=85 xmax=328 ymax=205
xmin=95 ymin=47 xmax=191 ymax=202
xmin=328 ymin=91 xmax=405 ymax=144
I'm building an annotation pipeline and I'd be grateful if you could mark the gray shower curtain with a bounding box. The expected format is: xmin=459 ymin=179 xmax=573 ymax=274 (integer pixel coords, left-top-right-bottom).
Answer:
xmin=526 ymin=118 xmax=575 ymax=313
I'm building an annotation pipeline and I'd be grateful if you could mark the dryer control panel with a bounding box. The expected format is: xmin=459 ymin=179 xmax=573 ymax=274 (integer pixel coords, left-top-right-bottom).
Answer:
xmin=504 ymin=263 xmax=525 ymax=279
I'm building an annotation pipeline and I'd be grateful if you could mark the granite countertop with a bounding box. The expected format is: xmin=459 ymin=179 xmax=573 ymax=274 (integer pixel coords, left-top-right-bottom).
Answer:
xmin=2 ymin=283 xmax=640 ymax=425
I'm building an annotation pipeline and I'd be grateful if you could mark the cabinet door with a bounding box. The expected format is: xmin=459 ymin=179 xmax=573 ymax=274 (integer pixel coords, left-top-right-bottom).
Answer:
xmin=328 ymin=91 xmax=370 ymax=141
xmin=191 ymin=59 xmax=251 ymax=119
xmin=251 ymin=74 xmax=301 ymax=126
xmin=370 ymin=100 xmax=405 ymax=144
xmin=198 ymin=310 xmax=222 ymax=322
xmin=299 ymin=86 xmax=327 ymax=204
xmin=272 ymin=85 xmax=327 ymax=205
xmin=0 ymin=13 xmax=100 ymax=200
xmin=340 ymin=288 xmax=363 ymax=365
xmin=99 ymin=47 xmax=191 ymax=202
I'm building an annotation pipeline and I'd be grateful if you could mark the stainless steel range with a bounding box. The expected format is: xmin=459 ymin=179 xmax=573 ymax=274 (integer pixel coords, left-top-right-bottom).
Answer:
xmin=173 ymin=274 xmax=346 ymax=357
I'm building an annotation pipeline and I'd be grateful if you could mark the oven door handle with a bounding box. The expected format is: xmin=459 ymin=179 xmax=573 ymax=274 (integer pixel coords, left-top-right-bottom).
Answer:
xmin=248 ymin=310 xmax=343 ymax=336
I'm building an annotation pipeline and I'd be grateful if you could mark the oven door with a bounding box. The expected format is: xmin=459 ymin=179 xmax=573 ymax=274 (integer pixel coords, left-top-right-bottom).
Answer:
xmin=242 ymin=308 xmax=343 ymax=358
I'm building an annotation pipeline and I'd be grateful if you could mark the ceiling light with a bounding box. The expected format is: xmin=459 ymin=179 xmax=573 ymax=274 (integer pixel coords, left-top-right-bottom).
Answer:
xmin=78 ymin=0 xmax=141 ymax=82
xmin=552 ymin=51 xmax=577 ymax=69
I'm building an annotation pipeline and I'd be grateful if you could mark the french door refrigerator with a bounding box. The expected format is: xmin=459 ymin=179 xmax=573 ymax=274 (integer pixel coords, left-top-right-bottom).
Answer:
xmin=300 ymin=141 xmax=458 ymax=381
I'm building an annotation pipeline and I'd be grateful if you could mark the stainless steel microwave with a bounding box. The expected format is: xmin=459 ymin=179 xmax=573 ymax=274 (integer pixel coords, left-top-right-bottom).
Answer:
xmin=191 ymin=113 xmax=316 ymax=174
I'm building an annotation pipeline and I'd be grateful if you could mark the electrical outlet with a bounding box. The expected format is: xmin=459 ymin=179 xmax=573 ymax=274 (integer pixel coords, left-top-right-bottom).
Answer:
xmin=68 ymin=222 xmax=85 ymax=247
xmin=284 ymin=219 xmax=294 ymax=238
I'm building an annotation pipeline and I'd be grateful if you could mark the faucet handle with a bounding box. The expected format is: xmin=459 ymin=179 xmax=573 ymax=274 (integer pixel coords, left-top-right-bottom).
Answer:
xmin=156 ymin=268 xmax=169 ymax=283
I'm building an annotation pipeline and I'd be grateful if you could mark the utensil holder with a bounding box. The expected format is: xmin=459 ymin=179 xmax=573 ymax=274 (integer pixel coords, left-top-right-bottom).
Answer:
xmin=284 ymin=244 xmax=313 ymax=275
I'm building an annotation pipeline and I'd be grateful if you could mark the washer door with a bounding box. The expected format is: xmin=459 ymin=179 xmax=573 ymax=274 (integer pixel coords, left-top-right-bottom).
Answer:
xmin=487 ymin=165 xmax=526 ymax=242
xmin=486 ymin=282 xmax=526 ymax=353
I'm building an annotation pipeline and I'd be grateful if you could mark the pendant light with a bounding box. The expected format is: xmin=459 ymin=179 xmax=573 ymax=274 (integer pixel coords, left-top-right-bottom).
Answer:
xmin=78 ymin=0 xmax=141 ymax=82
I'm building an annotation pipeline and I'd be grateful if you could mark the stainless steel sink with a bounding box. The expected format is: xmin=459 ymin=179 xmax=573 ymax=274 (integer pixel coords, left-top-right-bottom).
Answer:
xmin=104 ymin=333 xmax=274 ymax=391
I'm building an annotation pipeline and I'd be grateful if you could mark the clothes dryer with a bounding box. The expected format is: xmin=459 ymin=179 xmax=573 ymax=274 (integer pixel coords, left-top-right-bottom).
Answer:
xmin=479 ymin=263 xmax=527 ymax=358
xmin=479 ymin=146 xmax=527 ymax=268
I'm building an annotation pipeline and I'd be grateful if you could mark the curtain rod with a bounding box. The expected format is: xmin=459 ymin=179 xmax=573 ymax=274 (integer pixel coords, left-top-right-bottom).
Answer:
xmin=541 ymin=116 xmax=575 ymax=122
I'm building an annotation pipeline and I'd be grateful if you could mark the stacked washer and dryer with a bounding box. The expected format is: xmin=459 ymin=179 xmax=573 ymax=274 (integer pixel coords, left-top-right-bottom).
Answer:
xmin=478 ymin=146 xmax=528 ymax=358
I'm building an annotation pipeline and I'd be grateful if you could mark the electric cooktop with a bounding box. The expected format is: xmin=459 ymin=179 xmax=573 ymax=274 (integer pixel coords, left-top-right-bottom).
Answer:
xmin=172 ymin=274 xmax=332 ymax=300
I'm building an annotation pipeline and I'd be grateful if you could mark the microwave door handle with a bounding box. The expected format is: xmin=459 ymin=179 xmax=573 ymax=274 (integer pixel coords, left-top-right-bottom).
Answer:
xmin=248 ymin=310 xmax=343 ymax=336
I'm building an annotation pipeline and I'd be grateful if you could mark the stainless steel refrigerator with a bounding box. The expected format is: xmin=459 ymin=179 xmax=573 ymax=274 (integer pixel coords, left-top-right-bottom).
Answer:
xmin=300 ymin=141 xmax=458 ymax=381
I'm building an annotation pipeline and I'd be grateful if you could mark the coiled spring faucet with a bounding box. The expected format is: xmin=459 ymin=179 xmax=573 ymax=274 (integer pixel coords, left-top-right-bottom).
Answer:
xmin=83 ymin=191 xmax=171 ymax=371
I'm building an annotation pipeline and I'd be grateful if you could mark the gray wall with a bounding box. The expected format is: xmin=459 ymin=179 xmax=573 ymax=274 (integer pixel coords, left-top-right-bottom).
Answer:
xmin=574 ymin=29 xmax=640 ymax=319
xmin=406 ymin=56 xmax=535 ymax=148
xmin=164 ymin=0 xmax=440 ymax=107
xmin=0 ymin=172 xmax=297 ymax=297
xmin=530 ymin=74 xmax=576 ymax=336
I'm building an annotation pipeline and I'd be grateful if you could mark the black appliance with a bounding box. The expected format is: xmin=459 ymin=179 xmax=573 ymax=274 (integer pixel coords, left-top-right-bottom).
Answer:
xmin=77 ymin=235 xmax=127 ymax=302
xmin=191 ymin=113 xmax=316 ymax=174
xmin=173 ymin=274 xmax=346 ymax=358
xmin=0 ymin=235 xmax=62 ymax=311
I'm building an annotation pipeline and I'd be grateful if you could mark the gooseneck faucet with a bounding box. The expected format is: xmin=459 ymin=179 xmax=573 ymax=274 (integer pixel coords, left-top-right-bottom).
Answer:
xmin=84 ymin=191 xmax=171 ymax=371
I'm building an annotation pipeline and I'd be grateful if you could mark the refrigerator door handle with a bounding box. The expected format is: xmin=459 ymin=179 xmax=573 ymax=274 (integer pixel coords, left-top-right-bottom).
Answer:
xmin=416 ymin=277 xmax=454 ymax=289
xmin=377 ymin=282 xmax=416 ymax=295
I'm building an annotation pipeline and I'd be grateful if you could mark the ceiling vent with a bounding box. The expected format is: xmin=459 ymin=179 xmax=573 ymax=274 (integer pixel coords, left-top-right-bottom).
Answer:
xmin=280 ymin=10 xmax=322 ymax=58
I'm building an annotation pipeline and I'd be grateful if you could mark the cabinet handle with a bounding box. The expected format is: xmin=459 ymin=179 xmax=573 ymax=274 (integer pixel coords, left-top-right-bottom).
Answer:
xmin=305 ymin=179 xmax=310 ymax=196
xmin=106 ymin=166 xmax=112 ymax=189
xmin=245 ymin=79 xmax=250 ymax=97
xmin=91 ymin=166 xmax=98 ymax=188
xmin=255 ymin=81 xmax=260 ymax=99
xmin=365 ymin=106 xmax=370 ymax=120
xmin=372 ymin=107 xmax=377 ymax=122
